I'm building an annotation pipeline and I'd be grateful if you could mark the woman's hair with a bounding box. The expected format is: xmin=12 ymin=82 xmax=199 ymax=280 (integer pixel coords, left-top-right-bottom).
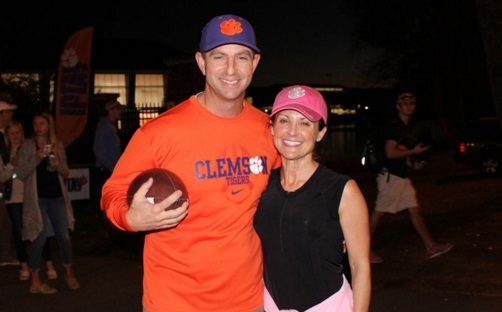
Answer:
xmin=5 ymin=120 xmax=25 ymax=150
xmin=34 ymin=112 xmax=58 ymax=149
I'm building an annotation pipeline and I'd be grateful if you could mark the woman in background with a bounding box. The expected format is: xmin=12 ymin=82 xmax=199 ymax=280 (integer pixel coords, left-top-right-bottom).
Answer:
xmin=2 ymin=120 xmax=57 ymax=281
xmin=17 ymin=112 xmax=79 ymax=294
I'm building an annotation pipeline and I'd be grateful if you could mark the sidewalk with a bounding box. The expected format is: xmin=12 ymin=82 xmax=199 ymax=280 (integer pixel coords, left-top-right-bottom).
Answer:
xmin=1 ymin=150 xmax=501 ymax=311
xmin=0 ymin=250 xmax=143 ymax=312
xmin=357 ymin=150 xmax=502 ymax=311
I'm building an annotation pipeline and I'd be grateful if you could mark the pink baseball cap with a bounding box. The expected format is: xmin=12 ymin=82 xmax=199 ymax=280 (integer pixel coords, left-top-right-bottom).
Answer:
xmin=199 ymin=14 xmax=260 ymax=53
xmin=271 ymin=85 xmax=328 ymax=124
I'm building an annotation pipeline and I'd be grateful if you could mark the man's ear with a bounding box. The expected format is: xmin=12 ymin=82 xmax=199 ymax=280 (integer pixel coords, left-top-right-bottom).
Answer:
xmin=195 ymin=52 xmax=206 ymax=76
xmin=251 ymin=53 xmax=261 ymax=73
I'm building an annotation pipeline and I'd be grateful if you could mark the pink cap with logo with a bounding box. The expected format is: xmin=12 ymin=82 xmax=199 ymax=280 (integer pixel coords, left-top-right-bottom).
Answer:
xmin=271 ymin=85 xmax=328 ymax=124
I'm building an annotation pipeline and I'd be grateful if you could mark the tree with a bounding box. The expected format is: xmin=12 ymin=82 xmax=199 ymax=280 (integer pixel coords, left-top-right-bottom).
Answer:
xmin=343 ymin=0 xmax=494 ymax=128
xmin=473 ymin=0 xmax=502 ymax=127
xmin=0 ymin=74 xmax=51 ymax=136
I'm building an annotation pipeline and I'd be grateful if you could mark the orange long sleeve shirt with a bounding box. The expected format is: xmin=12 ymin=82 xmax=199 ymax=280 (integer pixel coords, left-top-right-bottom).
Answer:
xmin=101 ymin=96 xmax=280 ymax=312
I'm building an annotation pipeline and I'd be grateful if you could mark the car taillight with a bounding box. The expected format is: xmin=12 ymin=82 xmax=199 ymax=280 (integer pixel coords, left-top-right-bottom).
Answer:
xmin=459 ymin=143 xmax=466 ymax=153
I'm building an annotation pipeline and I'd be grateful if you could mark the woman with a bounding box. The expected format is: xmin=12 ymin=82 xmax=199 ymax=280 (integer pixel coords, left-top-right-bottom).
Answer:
xmin=16 ymin=112 xmax=79 ymax=294
xmin=254 ymin=86 xmax=371 ymax=311
xmin=2 ymin=120 xmax=57 ymax=281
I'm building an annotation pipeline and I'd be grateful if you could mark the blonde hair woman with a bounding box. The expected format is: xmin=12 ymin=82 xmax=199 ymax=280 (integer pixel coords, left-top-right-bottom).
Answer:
xmin=16 ymin=112 xmax=79 ymax=294
xmin=2 ymin=120 xmax=57 ymax=281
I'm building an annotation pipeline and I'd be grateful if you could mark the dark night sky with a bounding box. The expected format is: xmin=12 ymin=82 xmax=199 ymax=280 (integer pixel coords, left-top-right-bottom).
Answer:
xmin=2 ymin=1 xmax=373 ymax=88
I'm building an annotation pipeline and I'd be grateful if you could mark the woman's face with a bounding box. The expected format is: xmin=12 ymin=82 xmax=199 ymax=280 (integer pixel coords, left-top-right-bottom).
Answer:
xmin=7 ymin=124 xmax=23 ymax=146
xmin=271 ymin=109 xmax=326 ymax=161
xmin=33 ymin=116 xmax=49 ymax=137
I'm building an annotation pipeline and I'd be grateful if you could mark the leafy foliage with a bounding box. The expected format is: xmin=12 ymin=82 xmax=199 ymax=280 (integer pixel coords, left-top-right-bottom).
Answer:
xmin=341 ymin=0 xmax=494 ymax=121
xmin=0 ymin=74 xmax=51 ymax=136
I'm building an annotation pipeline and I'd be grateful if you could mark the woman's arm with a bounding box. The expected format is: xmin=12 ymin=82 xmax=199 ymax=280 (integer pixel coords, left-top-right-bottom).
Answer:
xmin=339 ymin=179 xmax=371 ymax=312
xmin=15 ymin=139 xmax=41 ymax=181
xmin=55 ymin=140 xmax=70 ymax=178
xmin=0 ymin=159 xmax=14 ymax=182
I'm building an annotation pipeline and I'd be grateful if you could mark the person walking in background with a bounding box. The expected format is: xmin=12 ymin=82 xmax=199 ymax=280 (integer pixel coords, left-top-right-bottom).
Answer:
xmin=254 ymin=85 xmax=371 ymax=312
xmin=369 ymin=91 xmax=453 ymax=263
xmin=16 ymin=112 xmax=79 ymax=294
xmin=0 ymin=101 xmax=19 ymax=266
xmin=2 ymin=120 xmax=57 ymax=281
xmin=101 ymin=14 xmax=280 ymax=311
xmin=92 ymin=99 xmax=124 ymax=199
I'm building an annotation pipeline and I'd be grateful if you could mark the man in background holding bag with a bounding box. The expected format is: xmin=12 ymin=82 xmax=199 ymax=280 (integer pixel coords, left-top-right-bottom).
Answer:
xmin=92 ymin=99 xmax=124 ymax=209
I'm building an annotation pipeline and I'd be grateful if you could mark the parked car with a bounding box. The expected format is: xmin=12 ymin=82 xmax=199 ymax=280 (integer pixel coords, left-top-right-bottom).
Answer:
xmin=454 ymin=117 xmax=502 ymax=176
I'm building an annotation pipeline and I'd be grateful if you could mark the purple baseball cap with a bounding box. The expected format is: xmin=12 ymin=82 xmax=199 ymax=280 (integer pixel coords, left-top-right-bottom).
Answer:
xmin=199 ymin=14 xmax=260 ymax=53
xmin=271 ymin=85 xmax=328 ymax=124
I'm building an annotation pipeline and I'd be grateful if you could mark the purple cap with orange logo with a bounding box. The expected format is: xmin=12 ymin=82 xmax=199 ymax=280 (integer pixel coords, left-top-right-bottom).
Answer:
xmin=271 ymin=85 xmax=328 ymax=124
xmin=199 ymin=14 xmax=260 ymax=53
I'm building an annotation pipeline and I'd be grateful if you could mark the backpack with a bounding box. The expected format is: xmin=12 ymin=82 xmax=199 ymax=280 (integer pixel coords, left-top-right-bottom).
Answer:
xmin=360 ymin=123 xmax=388 ymax=173
xmin=361 ymin=120 xmax=407 ymax=173
xmin=361 ymin=136 xmax=386 ymax=173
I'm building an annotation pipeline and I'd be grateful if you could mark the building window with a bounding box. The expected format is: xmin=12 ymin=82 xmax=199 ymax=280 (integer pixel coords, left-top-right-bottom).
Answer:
xmin=135 ymin=74 xmax=164 ymax=108
xmin=135 ymin=74 xmax=165 ymax=125
xmin=94 ymin=74 xmax=127 ymax=104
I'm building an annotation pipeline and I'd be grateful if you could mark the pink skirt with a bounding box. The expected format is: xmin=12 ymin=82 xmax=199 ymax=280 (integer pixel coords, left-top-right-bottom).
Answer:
xmin=264 ymin=275 xmax=354 ymax=312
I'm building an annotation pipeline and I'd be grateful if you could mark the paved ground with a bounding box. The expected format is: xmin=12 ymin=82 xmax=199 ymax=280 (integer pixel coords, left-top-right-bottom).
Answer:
xmin=0 ymin=149 xmax=501 ymax=311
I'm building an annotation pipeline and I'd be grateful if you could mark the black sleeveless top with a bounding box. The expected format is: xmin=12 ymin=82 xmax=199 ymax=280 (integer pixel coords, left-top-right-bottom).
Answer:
xmin=253 ymin=165 xmax=350 ymax=311
xmin=36 ymin=157 xmax=63 ymax=198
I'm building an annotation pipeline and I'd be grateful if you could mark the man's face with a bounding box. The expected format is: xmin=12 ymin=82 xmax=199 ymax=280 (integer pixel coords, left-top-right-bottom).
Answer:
xmin=0 ymin=110 xmax=14 ymax=123
xmin=195 ymin=44 xmax=260 ymax=101
xmin=109 ymin=106 xmax=123 ymax=120
xmin=396 ymin=93 xmax=417 ymax=115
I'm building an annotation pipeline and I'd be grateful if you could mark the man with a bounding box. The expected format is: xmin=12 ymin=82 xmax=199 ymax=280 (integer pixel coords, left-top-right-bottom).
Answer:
xmin=0 ymin=101 xmax=19 ymax=266
xmin=101 ymin=14 xmax=280 ymax=311
xmin=369 ymin=91 xmax=453 ymax=263
xmin=92 ymin=99 xmax=124 ymax=202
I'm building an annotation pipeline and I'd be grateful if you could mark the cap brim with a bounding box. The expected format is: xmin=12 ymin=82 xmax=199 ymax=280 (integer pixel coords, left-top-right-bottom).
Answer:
xmin=271 ymin=103 xmax=323 ymax=122
xmin=106 ymin=104 xmax=125 ymax=110
xmin=0 ymin=104 xmax=17 ymax=111
xmin=202 ymin=41 xmax=260 ymax=53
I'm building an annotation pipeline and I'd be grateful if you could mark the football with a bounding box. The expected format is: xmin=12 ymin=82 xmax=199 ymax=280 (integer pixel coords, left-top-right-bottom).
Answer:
xmin=126 ymin=168 xmax=188 ymax=210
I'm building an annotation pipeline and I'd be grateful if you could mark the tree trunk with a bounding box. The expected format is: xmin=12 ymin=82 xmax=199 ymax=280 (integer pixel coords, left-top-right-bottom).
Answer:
xmin=473 ymin=0 xmax=502 ymax=126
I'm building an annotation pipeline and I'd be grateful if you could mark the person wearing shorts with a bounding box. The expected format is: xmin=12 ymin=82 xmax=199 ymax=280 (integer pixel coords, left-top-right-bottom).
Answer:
xmin=369 ymin=90 xmax=453 ymax=263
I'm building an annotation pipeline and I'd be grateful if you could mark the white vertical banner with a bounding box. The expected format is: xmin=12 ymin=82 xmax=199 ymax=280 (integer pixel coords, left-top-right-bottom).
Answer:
xmin=65 ymin=168 xmax=90 ymax=200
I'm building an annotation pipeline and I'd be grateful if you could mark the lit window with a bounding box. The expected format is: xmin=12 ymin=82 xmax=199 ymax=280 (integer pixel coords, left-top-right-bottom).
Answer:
xmin=94 ymin=74 xmax=127 ymax=104
xmin=139 ymin=109 xmax=159 ymax=127
xmin=135 ymin=74 xmax=164 ymax=108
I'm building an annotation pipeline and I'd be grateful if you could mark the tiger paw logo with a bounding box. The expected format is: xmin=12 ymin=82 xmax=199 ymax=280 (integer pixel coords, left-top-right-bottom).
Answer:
xmin=220 ymin=18 xmax=243 ymax=36
xmin=288 ymin=86 xmax=306 ymax=99
xmin=61 ymin=48 xmax=79 ymax=68
xmin=249 ymin=156 xmax=263 ymax=174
